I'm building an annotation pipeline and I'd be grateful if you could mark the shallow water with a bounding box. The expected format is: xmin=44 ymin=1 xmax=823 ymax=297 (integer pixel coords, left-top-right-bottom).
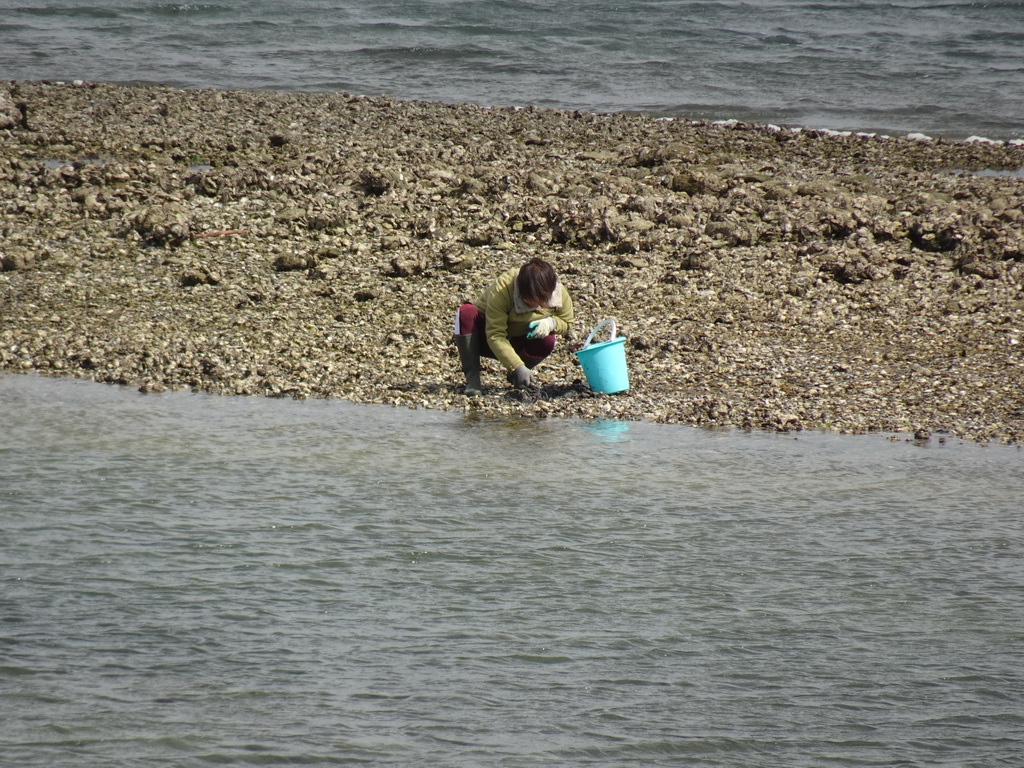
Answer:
xmin=2 ymin=373 xmax=1023 ymax=767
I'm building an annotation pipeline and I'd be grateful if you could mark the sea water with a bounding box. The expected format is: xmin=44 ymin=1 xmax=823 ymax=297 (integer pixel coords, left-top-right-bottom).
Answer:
xmin=1 ymin=0 xmax=1022 ymax=140
xmin=2 ymin=373 xmax=1023 ymax=767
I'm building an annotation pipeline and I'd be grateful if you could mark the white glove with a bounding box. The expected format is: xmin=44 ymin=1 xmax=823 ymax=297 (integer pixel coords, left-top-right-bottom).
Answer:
xmin=526 ymin=317 xmax=555 ymax=339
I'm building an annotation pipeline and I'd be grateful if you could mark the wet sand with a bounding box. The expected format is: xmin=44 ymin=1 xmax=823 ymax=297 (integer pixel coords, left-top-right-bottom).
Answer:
xmin=2 ymin=81 xmax=1023 ymax=443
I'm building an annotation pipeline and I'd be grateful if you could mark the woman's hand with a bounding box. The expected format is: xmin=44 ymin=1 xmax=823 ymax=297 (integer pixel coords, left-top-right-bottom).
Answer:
xmin=527 ymin=317 xmax=555 ymax=339
xmin=509 ymin=365 xmax=533 ymax=388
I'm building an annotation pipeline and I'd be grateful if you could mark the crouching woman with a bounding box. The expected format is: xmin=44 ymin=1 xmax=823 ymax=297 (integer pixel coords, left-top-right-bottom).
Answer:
xmin=453 ymin=258 xmax=574 ymax=395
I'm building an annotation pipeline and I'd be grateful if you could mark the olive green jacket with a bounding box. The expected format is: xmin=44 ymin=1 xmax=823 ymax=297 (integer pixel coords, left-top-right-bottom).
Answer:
xmin=473 ymin=267 xmax=574 ymax=371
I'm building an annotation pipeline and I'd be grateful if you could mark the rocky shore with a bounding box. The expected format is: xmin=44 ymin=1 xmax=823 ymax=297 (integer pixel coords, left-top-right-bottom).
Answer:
xmin=2 ymin=81 xmax=1023 ymax=443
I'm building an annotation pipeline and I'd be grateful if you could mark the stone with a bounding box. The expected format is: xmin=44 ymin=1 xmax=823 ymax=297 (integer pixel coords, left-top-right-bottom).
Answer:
xmin=0 ymin=91 xmax=23 ymax=129
xmin=1 ymin=252 xmax=38 ymax=271
xmin=273 ymin=253 xmax=315 ymax=272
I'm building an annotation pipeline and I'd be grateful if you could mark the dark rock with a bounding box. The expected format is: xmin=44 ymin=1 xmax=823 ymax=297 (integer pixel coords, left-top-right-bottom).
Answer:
xmin=669 ymin=171 xmax=723 ymax=196
xmin=180 ymin=266 xmax=220 ymax=286
xmin=0 ymin=91 xmax=23 ymax=129
xmin=360 ymin=168 xmax=403 ymax=195
xmin=268 ymin=132 xmax=295 ymax=147
xmin=910 ymin=220 xmax=961 ymax=252
xmin=123 ymin=202 xmax=192 ymax=246
xmin=442 ymin=251 xmax=475 ymax=272
xmin=954 ymin=256 xmax=1002 ymax=280
xmin=829 ymin=259 xmax=881 ymax=284
xmin=1 ymin=252 xmax=39 ymax=271
xmin=387 ymin=255 xmax=426 ymax=278
xmin=273 ymin=253 xmax=316 ymax=272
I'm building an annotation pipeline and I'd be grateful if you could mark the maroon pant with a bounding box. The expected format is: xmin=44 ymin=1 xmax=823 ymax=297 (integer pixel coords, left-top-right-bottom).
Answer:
xmin=455 ymin=303 xmax=555 ymax=366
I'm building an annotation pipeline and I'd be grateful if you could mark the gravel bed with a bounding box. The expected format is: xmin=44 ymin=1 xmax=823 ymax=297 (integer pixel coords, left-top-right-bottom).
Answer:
xmin=2 ymin=81 xmax=1023 ymax=443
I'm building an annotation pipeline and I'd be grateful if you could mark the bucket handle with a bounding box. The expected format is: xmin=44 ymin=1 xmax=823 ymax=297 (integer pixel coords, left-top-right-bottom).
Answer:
xmin=582 ymin=318 xmax=617 ymax=349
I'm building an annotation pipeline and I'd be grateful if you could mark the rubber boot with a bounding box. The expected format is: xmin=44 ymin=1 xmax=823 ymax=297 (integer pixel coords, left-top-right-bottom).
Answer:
xmin=453 ymin=334 xmax=482 ymax=396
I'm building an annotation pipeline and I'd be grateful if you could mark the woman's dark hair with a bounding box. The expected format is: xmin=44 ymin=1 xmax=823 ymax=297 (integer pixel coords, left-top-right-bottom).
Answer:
xmin=516 ymin=258 xmax=557 ymax=307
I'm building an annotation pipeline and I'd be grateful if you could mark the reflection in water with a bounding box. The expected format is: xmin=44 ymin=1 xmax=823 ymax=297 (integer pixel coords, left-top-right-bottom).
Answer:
xmin=580 ymin=417 xmax=632 ymax=443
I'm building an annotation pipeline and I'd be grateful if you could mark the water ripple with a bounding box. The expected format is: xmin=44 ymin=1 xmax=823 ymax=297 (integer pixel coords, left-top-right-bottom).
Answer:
xmin=2 ymin=374 xmax=1023 ymax=766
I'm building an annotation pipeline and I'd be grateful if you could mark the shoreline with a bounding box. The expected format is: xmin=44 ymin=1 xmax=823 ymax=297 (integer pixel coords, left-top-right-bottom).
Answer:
xmin=21 ymin=77 xmax=1024 ymax=146
xmin=2 ymin=81 xmax=1023 ymax=443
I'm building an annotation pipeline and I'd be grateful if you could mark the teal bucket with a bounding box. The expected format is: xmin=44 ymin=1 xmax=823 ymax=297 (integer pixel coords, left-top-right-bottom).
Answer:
xmin=575 ymin=319 xmax=629 ymax=394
